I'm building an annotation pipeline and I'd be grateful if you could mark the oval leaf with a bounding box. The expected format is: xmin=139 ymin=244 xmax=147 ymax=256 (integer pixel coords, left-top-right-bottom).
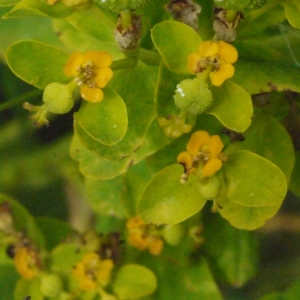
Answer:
xmin=208 ymin=80 xmax=253 ymax=132
xmin=112 ymin=264 xmax=157 ymax=300
xmin=217 ymin=193 xmax=282 ymax=230
xmin=151 ymin=20 xmax=202 ymax=73
xmin=6 ymin=40 xmax=69 ymax=89
xmin=137 ymin=164 xmax=207 ymax=225
xmin=223 ymin=150 xmax=287 ymax=207
xmin=75 ymin=87 xmax=128 ymax=146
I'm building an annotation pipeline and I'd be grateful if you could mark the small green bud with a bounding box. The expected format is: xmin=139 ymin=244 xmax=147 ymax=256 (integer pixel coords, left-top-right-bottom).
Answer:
xmin=174 ymin=78 xmax=213 ymax=115
xmin=197 ymin=174 xmax=221 ymax=200
xmin=43 ymin=82 xmax=74 ymax=114
xmin=40 ymin=274 xmax=63 ymax=298
xmin=162 ymin=224 xmax=184 ymax=246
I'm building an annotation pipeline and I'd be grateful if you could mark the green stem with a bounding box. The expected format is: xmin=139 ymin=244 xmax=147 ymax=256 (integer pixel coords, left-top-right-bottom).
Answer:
xmin=0 ymin=89 xmax=42 ymax=113
xmin=111 ymin=57 xmax=137 ymax=71
xmin=120 ymin=10 xmax=132 ymax=30
xmin=196 ymin=65 xmax=213 ymax=85
xmin=139 ymin=48 xmax=162 ymax=66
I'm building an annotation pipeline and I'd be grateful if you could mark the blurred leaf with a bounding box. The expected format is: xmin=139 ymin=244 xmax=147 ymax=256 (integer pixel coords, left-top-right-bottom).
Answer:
xmin=202 ymin=213 xmax=258 ymax=286
xmin=112 ymin=264 xmax=157 ymax=300
xmin=138 ymin=164 xmax=207 ymax=225
xmin=0 ymin=265 xmax=18 ymax=300
xmin=0 ymin=194 xmax=45 ymax=248
xmin=151 ymin=20 xmax=202 ymax=73
xmin=70 ymin=134 xmax=132 ymax=180
xmin=284 ymin=0 xmax=300 ymax=29
xmin=208 ymin=80 xmax=253 ymax=132
xmin=36 ymin=217 xmax=73 ymax=251
xmin=6 ymin=40 xmax=69 ymax=89
xmin=75 ymin=88 xmax=128 ymax=146
xmin=14 ymin=277 xmax=44 ymax=300
xmin=3 ymin=0 xmax=73 ymax=18
xmin=85 ymin=176 xmax=127 ymax=218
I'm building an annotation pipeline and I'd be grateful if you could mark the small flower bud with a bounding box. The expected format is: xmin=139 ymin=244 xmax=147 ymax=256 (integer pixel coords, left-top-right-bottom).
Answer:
xmin=43 ymin=82 xmax=74 ymax=114
xmin=162 ymin=224 xmax=184 ymax=246
xmin=174 ymin=78 xmax=213 ymax=115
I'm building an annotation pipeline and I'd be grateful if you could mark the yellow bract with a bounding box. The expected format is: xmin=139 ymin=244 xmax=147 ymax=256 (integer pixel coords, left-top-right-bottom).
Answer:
xmin=177 ymin=130 xmax=225 ymax=178
xmin=188 ymin=40 xmax=238 ymax=86
xmin=14 ymin=247 xmax=38 ymax=280
xmin=126 ymin=216 xmax=164 ymax=256
xmin=64 ymin=51 xmax=113 ymax=103
xmin=73 ymin=252 xmax=114 ymax=291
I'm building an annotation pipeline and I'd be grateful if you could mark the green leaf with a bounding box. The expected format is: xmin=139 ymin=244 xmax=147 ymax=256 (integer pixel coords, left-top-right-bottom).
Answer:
xmin=202 ymin=213 xmax=258 ymax=286
xmin=0 ymin=194 xmax=44 ymax=248
xmin=75 ymin=88 xmax=128 ymax=146
xmin=50 ymin=243 xmax=85 ymax=273
xmin=3 ymin=0 xmax=73 ymax=18
xmin=6 ymin=40 xmax=69 ymax=89
xmin=226 ymin=113 xmax=295 ymax=182
xmin=76 ymin=62 xmax=157 ymax=160
xmin=289 ymin=150 xmax=300 ymax=197
xmin=223 ymin=150 xmax=287 ymax=207
xmin=217 ymin=193 xmax=282 ymax=230
xmin=0 ymin=0 xmax=19 ymax=7
xmin=36 ymin=217 xmax=73 ymax=251
xmin=85 ymin=177 xmax=127 ymax=218
xmin=112 ymin=264 xmax=157 ymax=300
xmin=284 ymin=0 xmax=300 ymax=29
xmin=208 ymin=80 xmax=252 ymax=132
xmin=137 ymin=164 xmax=207 ymax=225
xmin=14 ymin=277 xmax=44 ymax=300
xmin=0 ymin=265 xmax=18 ymax=300
xmin=151 ymin=20 xmax=202 ymax=73
xmin=70 ymin=134 xmax=132 ymax=180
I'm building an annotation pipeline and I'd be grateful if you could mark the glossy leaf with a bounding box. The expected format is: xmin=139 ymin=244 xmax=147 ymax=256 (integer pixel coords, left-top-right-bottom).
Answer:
xmin=208 ymin=80 xmax=252 ymax=132
xmin=151 ymin=20 xmax=202 ymax=73
xmin=75 ymin=87 xmax=128 ymax=146
xmin=202 ymin=213 xmax=258 ymax=286
xmin=6 ymin=40 xmax=69 ymax=89
xmin=112 ymin=264 xmax=157 ymax=300
xmin=226 ymin=113 xmax=295 ymax=182
xmin=3 ymin=0 xmax=73 ymax=18
xmin=70 ymin=134 xmax=132 ymax=180
xmin=223 ymin=150 xmax=287 ymax=207
xmin=0 ymin=193 xmax=44 ymax=248
xmin=137 ymin=164 xmax=207 ymax=225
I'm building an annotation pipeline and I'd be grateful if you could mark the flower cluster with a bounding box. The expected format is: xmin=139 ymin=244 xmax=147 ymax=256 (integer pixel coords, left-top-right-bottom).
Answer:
xmin=177 ymin=130 xmax=226 ymax=181
xmin=14 ymin=247 xmax=40 ymax=280
xmin=64 ymin=51 xmax=113 ymax=103
xmin=188 ymin=40 xmax=238 ymax=86
xmin=73 ymin=252 xmax=114 ymax=291
xmin=126 ymin=217 xmax=164 ymax=256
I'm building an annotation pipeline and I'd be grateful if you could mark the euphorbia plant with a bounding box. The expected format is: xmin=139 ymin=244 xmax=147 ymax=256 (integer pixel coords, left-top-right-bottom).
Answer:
xmin=0 ymin=0 xmax=300 ymax=299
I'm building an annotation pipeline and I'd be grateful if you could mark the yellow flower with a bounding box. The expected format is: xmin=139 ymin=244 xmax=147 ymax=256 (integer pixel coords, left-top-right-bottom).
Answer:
xmin=14 ymin=247 xmax=39 ymax=280
xmin=64 ymin=51 xmax=113 ymax=103
xmin=73 ymin=252 xmax=114 ymax=291
xmin=177 ymin=130 xmax=225 ymax=178
xmin=188 ymin=40 xmax=238 ymax=86
xmin=126 ymin=217 xmax=164 ymax=256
